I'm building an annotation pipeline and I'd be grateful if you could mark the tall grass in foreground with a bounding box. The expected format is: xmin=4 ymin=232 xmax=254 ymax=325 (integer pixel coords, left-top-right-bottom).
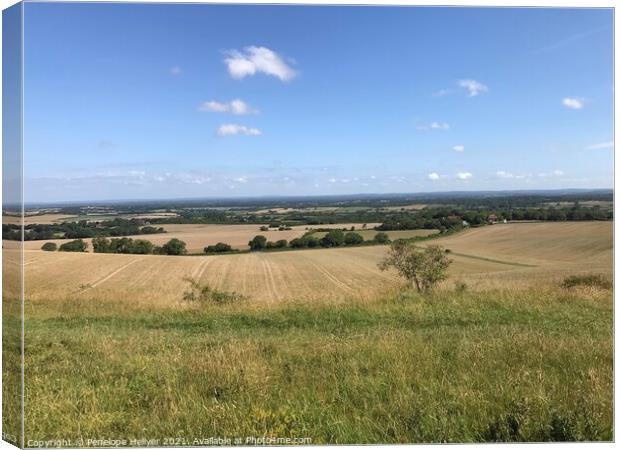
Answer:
xmin=22 ymin=285 xmax=612 ymax=443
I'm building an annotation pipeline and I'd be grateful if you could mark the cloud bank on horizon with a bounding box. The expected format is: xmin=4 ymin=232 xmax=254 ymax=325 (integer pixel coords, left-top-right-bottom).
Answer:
xmin=21 ymin=4 xmax=613 ymax=202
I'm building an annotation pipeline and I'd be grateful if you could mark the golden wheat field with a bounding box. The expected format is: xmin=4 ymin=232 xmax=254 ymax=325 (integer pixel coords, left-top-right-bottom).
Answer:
xmin=11 ymin=221 xmax=611 ymax=310
xmin=21 ymin=222 xmax=381 ymax=253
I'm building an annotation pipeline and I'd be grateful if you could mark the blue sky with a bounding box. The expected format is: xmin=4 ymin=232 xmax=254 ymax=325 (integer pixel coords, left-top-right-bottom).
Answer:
xmin=22 ymin=3 xmax=613 ymax=202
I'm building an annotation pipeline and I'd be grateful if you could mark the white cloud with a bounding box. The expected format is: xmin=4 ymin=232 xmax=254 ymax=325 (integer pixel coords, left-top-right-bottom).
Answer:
xmin=198 ymin=99 xmax=258 ymax=115
xmin=428 ymin=172 xmax=440 ymax=181
xmin=458 ymin=79 xmax=488 ymax=97
xmin=453 ymin=145 xmax=465 ymax=152
xmin=328 ymin=177 xmax=337 ymax=183
xmin=585 ymin=141 xmax=614 ymax=150
xmin=537 ymin=170 xmax=564 ymax=178
xmin=496 ymin=170 xmax=514 ymax=179
xmin=224 ymin=46 xmax=296 ymax=81
xmin=562 ymin=97 xmax=584 ymax=109
xmin=456 ymin=172 xmax=473 ymax=180
xmin=170 ymin=66 xmax=182 ymax=75
xmin=417 ymin=121 xmax=450 ymax=131
xmin=233 ymin=176 xmax=248 ymax=183
xmin=216 ymin=124 xmax=262 ymax=136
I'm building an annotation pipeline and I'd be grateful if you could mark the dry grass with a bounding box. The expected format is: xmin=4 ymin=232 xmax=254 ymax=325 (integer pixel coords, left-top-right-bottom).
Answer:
xmin=3 ymin=221 xmax=613 ymax=443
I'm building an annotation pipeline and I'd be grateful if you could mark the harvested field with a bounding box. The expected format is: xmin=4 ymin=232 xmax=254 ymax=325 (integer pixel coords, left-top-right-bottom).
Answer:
xmin=18 ymin=222 xmax=612 ymax=309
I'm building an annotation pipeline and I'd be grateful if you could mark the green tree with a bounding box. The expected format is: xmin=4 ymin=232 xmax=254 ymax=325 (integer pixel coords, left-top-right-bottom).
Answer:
xmin=92 ymin=237 xmax=112 ymax=253
xmin=344 ymin=232 xmax=364 ymax=245
xmin=161 ymin=238 xmax=187 ymax=255
xmin=275 ymin=239 xmax=288 ymax=248
xmin=249 ymin=235 xmax=267 ymax=251
xmin=379 ymin=241 xmax=452 ymax=293
xmin=374 ymin=232 xmax=391 ymax=244
xmin=58 ymin=239 xmax=88 ymax=252
xmin=320 ymin=229 xmax=345 ymax=247
xmin=129 ymin=239 xmax=154 ymax=254
xmin=41 ymin=242 xmax=57 ymax=251
xmin=205 ymin=242 xmax=233 ymax=253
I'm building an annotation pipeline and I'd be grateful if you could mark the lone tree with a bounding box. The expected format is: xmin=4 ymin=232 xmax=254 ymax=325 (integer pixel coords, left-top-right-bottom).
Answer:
xmin=378 ymin=241 xmax=452 ymax=293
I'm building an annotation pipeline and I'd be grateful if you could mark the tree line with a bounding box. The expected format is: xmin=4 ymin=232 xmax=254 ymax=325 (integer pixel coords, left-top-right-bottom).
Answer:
xmin=3 ymin=218 xmax=165 ymax=241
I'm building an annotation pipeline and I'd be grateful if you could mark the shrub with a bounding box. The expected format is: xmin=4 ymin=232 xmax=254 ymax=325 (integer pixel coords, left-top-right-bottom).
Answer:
xmin=320 ymin=229 xmax=345 ymax=247
xmin=182 ymin=277 xmax=246 ymax=304
xmin=306 ymin=236 xmax=320 ymax=248
xmin=161 ymin=238 xmax=187 ymax=255
xmin=41 ymin=242 xmax=57 ymax=251
xmin=275 ymin=239 xmax=288 ymax=248
xmin=204 ymin=242 xmax=233 ymax=253
xmin=58 ymin=239 xmax=88 ymax=252
xmin=344 ymin=232 xmax=364 ymax=245
xmin=289 ymin=237 xmax=307 ymax=248
xmin=249 ymin=235 xmax=267 ymax=251
xmin=561 ymin=274 xmax=612 ymax=290
xmin=374 ymin=232 xmax=390 ymax=244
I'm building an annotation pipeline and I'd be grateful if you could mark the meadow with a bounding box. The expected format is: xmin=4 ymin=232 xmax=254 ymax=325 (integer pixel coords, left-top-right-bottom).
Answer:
xmin=4 ymin=220 xmax=613 ymax=443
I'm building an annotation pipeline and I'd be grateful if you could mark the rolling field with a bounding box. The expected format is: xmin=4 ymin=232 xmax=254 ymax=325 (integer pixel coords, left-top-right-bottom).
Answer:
xmin=8 ymin=221 xmax=613 ymax=442
xmin=17 ymin=221 xmax=613 ymax=309
xmin=21 ymin=222 xmax=380 ymax=253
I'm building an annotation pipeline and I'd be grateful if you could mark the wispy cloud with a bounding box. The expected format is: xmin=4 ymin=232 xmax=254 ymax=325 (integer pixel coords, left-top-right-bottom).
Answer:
xmin=496 ymin=170 xmax=530 ymax=180
xmin=198 ymin=99 xmax=258 ymax=115
xmin=585 ymin=141 xmax=614 ymax=150
xmin=216 ymin=124 xmax=262 ymax=136
xmin=417 ymin=121 xmax=450 ymax=131
xmin=224 ymin=46 xmax=296 ymax=81
xmin=458 ymin=79 xmax=488 ymax=97
xmin=456 ymin=172 xmax=472 ymax=180
xmin=562 ymin=97 xmax=584 ymax=109
xmin=534 ymin=27 xmax=607 ymax=54
xmin=453 ymin=145 xmax=465 ymax=152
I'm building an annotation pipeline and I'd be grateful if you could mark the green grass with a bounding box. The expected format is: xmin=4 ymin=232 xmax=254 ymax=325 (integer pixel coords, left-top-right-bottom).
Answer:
xmin=22 ymin=286 xmax=612 ymax=444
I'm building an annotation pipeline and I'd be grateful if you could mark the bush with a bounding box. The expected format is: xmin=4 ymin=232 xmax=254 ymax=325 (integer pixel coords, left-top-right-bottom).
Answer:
xmin=374 ymin=232 xmax=390 ymax=244
xmin=182 ymin=277 xmax=246 ymax=304
xmin=58 ymin=239 xmax=88 ymax=252
xmin=161 ymin=238 xmax=187 ymax=255
xmin=249 ymin=235 xmax=267 ymax=251
xmin=344 ymin=232 xmax=364 ymax=245
xmin=41 ymin=242 xmax=57 ymax=251
xmin=306 ymin=236 xmax=320 ymax=248
xmin=320 ymin=229 xmax=345 ymax=247
xmin=275 ymin=239 xmax=288 ymax=248
xmin=204 ymin=242 xmax=233 ymax=253
xmin=561 ymin=274 xmax=612 ymax=290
